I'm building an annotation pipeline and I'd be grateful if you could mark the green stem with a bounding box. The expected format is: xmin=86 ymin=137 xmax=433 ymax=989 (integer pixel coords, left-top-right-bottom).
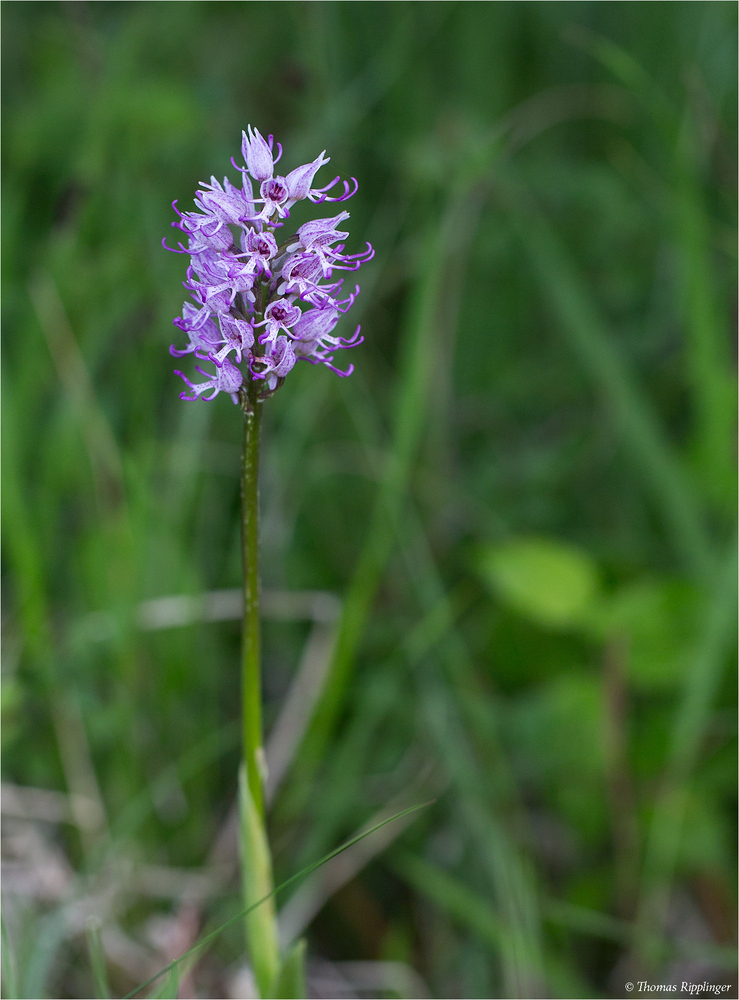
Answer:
xmin=241 ymin=382 xmax=264 ymax=817
xmin=239 ymin=383 xmax=282 ymax=998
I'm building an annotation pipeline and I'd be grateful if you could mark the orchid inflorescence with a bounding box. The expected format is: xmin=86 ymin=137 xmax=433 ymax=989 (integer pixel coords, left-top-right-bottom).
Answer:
xmin=165 ymin=126 xmax=374 ymax=405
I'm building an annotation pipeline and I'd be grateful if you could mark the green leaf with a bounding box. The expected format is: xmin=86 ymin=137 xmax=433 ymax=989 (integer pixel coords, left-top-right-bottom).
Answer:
xmin=86 ymin=919 xmax=111 ymax=1000
xmin=151 ymin=965 xmax=179 ymax=1000
xmin=478 ymin=537 xmax=599 ymax=629
xmin=591 ymin=578 xmax=700 ymax=691
xmin=239 ymin=765 xmax=279 ymax=999
xmin=273 ymin=938 xmax=307 ymax=999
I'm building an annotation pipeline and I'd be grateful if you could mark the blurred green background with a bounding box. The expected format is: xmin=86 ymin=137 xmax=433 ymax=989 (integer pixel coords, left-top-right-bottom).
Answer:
xmin=2 ymin=2 xmax=736 ymax=998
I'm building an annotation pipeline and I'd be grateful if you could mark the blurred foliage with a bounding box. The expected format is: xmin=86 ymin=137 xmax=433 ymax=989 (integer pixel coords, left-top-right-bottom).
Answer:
xmin=1 ymin=2 xmax=736 ymax=998
xmin=478 ymin=537 xmax=601 ymax=629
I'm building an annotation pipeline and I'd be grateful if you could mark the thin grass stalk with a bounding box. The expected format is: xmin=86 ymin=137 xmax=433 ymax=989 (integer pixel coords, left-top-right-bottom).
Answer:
xmin=674 ymin=107 xmax=735 ymax=505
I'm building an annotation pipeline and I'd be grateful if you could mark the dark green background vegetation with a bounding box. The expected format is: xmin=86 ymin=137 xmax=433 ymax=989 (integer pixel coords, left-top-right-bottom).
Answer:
xmin=2 ymin=2 xmax=736 ymax=998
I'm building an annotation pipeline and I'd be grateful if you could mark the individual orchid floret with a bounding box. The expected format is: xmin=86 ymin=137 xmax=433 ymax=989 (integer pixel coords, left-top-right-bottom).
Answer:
xmin=209 ymin=316 xmax=255 ymax=367
xmin=284 ymin=150 xmax=330 ymax=205
xmin=291 ymin=305 xmax=363 ymax=349
xmin=287 ymin=213 xmax=374 ymax=276
xmin=219 ymin=255 xmax=261 ymax=298
xmin=170 ymin=307 xmax=223 ymax=359
xmin=277 ymin=253 xmax=345 ymax=305
xmin=241 ymin=126 xmax=281 ymax=182
xmin=175 ymin=358 xmax=244 ymax=403
xmin=167 ymin=202 xmax=234 ymax=254
xmin=167 ymin=126 xmax=372 ymax=403
xmin=183 ymin=263 xmax=237 ymax=318
xmin=288 ymin=212 xmax=351 ymax=253
xmin=242 ymin=229 xmax=278 ymax=275
xmin=255 ymin=299 xmax=302 ymax=345
xmin=250 ymin=335 xmax=296 ymax=391
xmin=256 ymin=176 xmax=290 ymax=220
xmin=196 ymin=175 xmax=255 ymax=227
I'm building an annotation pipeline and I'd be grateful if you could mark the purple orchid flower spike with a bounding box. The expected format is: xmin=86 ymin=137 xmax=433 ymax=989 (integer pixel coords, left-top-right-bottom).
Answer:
xmin=166 ymin=126 xmax=372 ymax=402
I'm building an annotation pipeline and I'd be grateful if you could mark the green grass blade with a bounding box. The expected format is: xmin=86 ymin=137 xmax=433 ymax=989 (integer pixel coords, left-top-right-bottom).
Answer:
xmin=293 ymin=219 xmax=449 ymax=782
xmin=667 ymin=540 xmax=738 ymax=781
xmin=565 ymin=25 xmax=676 ymax=141
xmin=396 ymin=852 xmax=504 ymax=950
xmin=1 ymin=368 xmax=54 ymax=669
xmin=674 ymin=117 xmax=736 ymax=506
xmin=28 ymin=269 xmax=125 ymax=513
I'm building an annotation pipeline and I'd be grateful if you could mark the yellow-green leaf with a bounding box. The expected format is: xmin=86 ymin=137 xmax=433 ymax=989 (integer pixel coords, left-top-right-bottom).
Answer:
xmin=239 ymin=765 xmax=280 ymax=998
xmin=478 ymin=537 xmax=599 ymax=629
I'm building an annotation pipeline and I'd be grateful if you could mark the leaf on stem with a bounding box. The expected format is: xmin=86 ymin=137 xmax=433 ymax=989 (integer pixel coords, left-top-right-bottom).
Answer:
xmin=239 ymin=764 xmax=280 ymax=998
